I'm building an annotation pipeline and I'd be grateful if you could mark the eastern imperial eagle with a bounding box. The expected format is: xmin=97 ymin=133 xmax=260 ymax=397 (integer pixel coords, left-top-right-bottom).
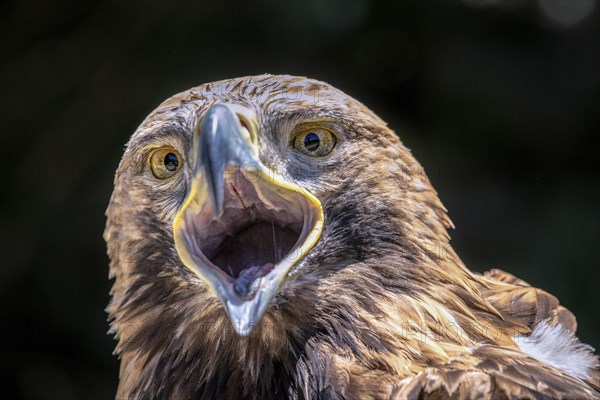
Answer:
xmin=105 ymin=75 xmax=599 ymax=399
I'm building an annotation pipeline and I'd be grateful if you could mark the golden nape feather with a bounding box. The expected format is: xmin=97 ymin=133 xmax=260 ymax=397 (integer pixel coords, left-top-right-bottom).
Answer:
xmin=104 ymin=75 xmax=599 ymax=399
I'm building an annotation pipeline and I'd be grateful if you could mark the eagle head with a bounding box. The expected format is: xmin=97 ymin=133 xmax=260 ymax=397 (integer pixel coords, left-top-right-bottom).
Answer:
xmin=105 ymin=75 xmax=599 ymax=399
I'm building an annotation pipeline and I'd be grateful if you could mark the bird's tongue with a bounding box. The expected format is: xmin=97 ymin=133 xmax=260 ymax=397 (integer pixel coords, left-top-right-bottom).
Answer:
xmin=233 ymin=263 xmax=275 ymax=299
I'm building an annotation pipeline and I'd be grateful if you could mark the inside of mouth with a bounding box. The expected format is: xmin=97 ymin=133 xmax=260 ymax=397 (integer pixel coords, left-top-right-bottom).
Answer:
xmin=182 ymin=169 xmax=316 ymax=298
xmin=211 ymin=222 xmax=298 ymax=278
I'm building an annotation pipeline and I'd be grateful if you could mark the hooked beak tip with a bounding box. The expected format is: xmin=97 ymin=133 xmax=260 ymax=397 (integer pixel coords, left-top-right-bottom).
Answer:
xmin=196 ymin=104 xmax=255 ymax=217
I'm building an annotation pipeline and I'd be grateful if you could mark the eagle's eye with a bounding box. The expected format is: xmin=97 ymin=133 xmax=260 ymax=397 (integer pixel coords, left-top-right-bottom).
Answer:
xmin=291 ymin=127 xmax=337 ymax=157
xmin=148 ymin=147 xmax=183 ymax=179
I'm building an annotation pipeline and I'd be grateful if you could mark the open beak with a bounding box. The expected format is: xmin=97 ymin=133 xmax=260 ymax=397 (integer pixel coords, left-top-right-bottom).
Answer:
xmin=173 ymin=104 xmax=324 ymax=336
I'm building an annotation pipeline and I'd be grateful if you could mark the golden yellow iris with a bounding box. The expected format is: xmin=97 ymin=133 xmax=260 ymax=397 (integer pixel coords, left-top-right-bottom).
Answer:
xmin=149 ymin=147 xmax=183 ymax=179
xmin=291 ymin=127 xmax=337 ymax=157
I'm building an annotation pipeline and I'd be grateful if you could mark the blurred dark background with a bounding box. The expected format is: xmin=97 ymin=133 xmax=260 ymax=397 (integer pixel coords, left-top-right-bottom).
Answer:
xmin=1 ymin=0 xmax=598 ymax=398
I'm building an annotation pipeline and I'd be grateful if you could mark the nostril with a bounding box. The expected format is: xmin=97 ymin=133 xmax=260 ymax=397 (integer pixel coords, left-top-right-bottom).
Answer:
xmin=236 ymin=114 xmax=257 ymax=144
xmin=238 ymin=116 xmax=250 ymax=132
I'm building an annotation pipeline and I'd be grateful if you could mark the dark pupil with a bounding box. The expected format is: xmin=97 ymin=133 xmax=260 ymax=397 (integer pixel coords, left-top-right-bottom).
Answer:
xmin=164 ymin=153 xmax=179 ymax=171
xmin=303 ymin=132 xmax=320 ymax=151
